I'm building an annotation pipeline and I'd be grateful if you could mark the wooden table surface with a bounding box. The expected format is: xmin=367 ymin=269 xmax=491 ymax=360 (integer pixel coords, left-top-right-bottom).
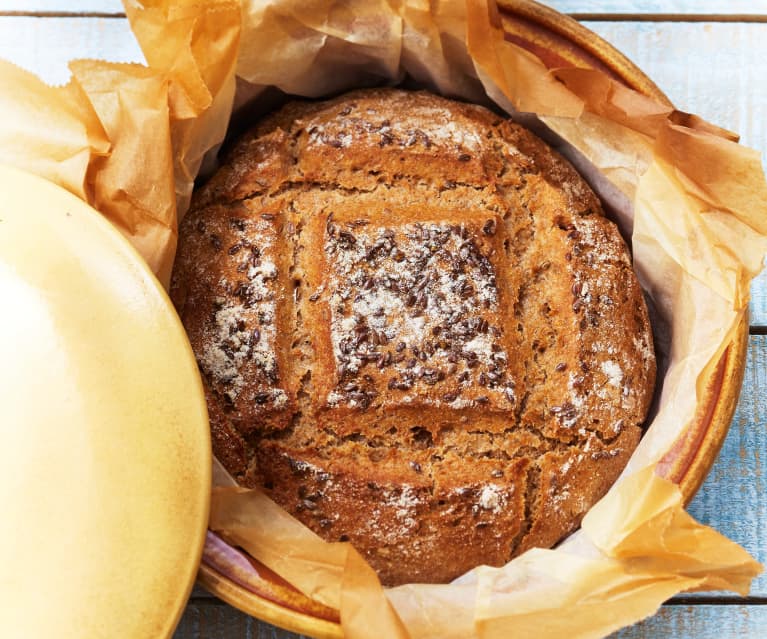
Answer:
xmin=2 ymin=1 xmax=766 ymax=637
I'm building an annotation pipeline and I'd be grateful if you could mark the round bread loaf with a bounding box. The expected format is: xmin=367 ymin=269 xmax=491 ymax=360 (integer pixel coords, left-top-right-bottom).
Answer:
xmin=171 ymin=89 xmax=656 ymax=586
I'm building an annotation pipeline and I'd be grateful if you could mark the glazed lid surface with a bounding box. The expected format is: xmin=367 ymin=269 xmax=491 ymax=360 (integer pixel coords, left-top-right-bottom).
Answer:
xmin=0 ymin=165 xmax=210 ymax=638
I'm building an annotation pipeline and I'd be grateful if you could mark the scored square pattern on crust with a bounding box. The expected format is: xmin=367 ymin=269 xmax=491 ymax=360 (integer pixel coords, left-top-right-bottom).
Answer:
xmin=302 ymin=204 xmax=522 ymax=430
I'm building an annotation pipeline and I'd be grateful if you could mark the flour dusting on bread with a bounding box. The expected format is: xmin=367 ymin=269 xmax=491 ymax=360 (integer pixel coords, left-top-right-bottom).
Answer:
xmin=170 ymin=89 xmax=656 ymax=585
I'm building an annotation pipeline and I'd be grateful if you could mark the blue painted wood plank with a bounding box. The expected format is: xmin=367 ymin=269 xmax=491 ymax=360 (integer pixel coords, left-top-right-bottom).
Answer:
xmin=752 ymin=271 xmax=767 ymax=329
xmin=174 ymin=601 xmax=303 ymax=639
xmin=610 ymin=605 xmax=767 ymax=638
xmin=582 ymin=21 xmax=767 ymax=326
xmin=0 ymin=1 xmax=124 ymax=12
xmin=685 ymin=335 xmax=767 ymax=595
xmin=549 ymin=1 xmax=767 ymax=14
xmin=174 ymin=603 xmax=767 ymax=639
xmin=5 ymin=1 xmax=767 ymax=17
xmin=0 ymin=16 xmax=142 ymax=86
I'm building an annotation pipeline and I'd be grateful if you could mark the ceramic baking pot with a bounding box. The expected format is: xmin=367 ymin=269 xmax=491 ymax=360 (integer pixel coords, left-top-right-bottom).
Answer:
xmin=196 ymin=1 xmax=749 ymax=635
xmin=0 ymin=165 xmax=211 ymax=637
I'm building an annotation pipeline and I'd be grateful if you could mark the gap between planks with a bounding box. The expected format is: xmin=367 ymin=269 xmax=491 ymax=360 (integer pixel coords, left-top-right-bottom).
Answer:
xmin=669 ymin=596 xmax=767 ymax=606
xmin=0 ymin=11 xmax=126 ymax=17
xmin=3 ymin=10 xmax=767 ymax=22
xmin=182 ymin=595 xmax=767 ymax=606
xmin=570 ymin=13 xmax=767 ymax=22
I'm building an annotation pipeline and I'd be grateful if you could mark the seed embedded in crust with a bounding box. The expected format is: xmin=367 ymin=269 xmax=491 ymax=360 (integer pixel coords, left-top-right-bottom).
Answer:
xmin=170 ymin=89 xmax=656 ymax=589
xmin=379 ymin=132 xmax=394 ymax=147
xmin=301 ymin=499 xmax=318 ymax=511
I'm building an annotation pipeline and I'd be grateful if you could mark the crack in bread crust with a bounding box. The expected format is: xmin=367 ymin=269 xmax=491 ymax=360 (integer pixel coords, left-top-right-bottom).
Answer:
xmin=170 ymin=89 xmax=656 ymax=586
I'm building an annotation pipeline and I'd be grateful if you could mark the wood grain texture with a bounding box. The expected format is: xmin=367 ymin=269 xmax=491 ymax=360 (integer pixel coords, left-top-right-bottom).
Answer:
xmin=584 ymin=22 xmax=767 ymax=176
xmin=175 ymin=600 xmax=305 ymax=639
xmin=0 ymin=0 xmax=124 ymax=13
xmin=583 ymin=21 xmax=767 ymax=327
xmin=686 ymin=335 xmax=767 ymax=596
xmin=174 ymin=603 xmax=767 ymax=639
xmin=4 ymin=1 xmax=767 ymax=17
xmin=610 ymin=605 xmax=767 ymax=638
xmin=0 ymin=16 xmax=141 ymax=85
xmin=752 ymin=273 xmax=767 ymax=330
xmin=549 ymin=1 xmax=767 ymax=17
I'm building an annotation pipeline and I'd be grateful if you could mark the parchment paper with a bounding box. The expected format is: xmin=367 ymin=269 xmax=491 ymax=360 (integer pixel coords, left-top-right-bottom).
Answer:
xmin=2 ymin=1 xmax=765 ymax=637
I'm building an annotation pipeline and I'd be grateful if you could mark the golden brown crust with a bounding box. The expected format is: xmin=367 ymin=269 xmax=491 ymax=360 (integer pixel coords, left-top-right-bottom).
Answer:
xmin=170 ymin=89 xmax=656 ymax=585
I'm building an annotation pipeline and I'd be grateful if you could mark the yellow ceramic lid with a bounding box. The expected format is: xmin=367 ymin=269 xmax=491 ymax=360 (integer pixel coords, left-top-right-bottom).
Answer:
xmin=0 ymin=165 xmax=210 ymax=637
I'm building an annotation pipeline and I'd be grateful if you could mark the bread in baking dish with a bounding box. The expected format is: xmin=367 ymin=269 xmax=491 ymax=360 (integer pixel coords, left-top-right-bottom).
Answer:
xmin=170 ymin=88 xmax=656 ymax=586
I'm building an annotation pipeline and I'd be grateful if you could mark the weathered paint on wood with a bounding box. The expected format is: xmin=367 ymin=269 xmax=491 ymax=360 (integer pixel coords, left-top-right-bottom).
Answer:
xmin=549 ymin=1 xmax=767 ymax=16
xmin=611 ymin=605 xmax=767 ymax=638
xmin=174 ymin=603 xmax=767 ymax=639
xmin=584 ymin=20 xmax=767 ymax=327
xmin=174 ymin=600 xmax=306 ymax=639
xmin=4 ymin=1 xmax=767 ymax=17
xmin=0 ymin=0 xmax=124 ymax=13
xmin=176 ymin=604 xmax=767 ymax=639
xmin=584 ymin=21 xmax=767 ymax=169
xmin=686 ymin=335 xmax=767 ymax=595
xmin=174 ymin=601 xmax=767 ymax=639
xmin=752 ymin=273 xmax=767 ymax=329
xmin=173 ymin=602 xmax=767 ymax=639
xmin=0 ymin=16 xmax=142 ymax=86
